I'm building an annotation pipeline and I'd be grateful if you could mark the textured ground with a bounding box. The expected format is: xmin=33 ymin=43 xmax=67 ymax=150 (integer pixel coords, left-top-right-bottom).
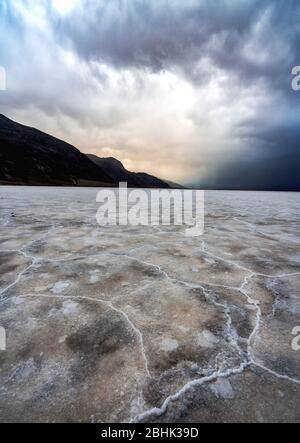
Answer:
xmin=0 ymin=187 xmax=299 ymax=423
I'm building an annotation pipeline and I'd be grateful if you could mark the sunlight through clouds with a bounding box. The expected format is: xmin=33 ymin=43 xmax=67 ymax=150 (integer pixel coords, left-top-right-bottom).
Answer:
xmin=52 ymin=0 xmax=80 ymax=15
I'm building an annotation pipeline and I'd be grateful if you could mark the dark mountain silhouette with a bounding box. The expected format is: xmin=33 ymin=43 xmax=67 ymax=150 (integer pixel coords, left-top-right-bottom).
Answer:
xmin=0 ymin=114 xmax=113 ymax=186
xmin=0 ymin=115 xmax=170 ymax=188
xmin=87 ymin=154 xmax=170 ymax=188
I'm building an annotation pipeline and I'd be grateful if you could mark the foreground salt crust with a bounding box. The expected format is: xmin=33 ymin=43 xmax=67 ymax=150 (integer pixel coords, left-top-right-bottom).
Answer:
xmin=0 ymin=187 xmax=299 ymax=423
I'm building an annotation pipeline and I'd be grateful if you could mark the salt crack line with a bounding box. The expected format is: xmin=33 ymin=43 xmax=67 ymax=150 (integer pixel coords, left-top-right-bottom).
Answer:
xmin=20 ymin=293 xmax=151 ymax=380
xmin=200 ymin=241 xmax=253 ymax=274
xmin=114 ymin=252 xmax=300 ymax=293
xmin=110 ymin=255 xmax=250 ymax=357
xmin=112 ymin=253 xmax=300 ymax=388
xmin=0 ymin=226 xmax=56 ymax=300
xmin=176 ymin=279 xmax=243 ymax=356
xmin=111 ymin=253 xmax=172 ymax=282
xmin=238 ymin=273 xmax=261 ymax=358
xmin=132 ymin=361 xmax=251 ymax=423
xmin=256 ymin=271 xmax=300 ymax=279
xmin=104 ymin=300 xmax=151 ymax=379
xmin=200 ymin=241 xmax=300 ymax=282
xmin=202 ymin=288 xmax=243 ymax=356
xmin=252 ymin=362 xmax=300 ymax=385
xmin=108 ymin=256 xmax=245 ymax=358
xmin=237 ymin=275 xmax=300 ymax=386
xmin=0 ymin=260 xmax=39 ymax=299
xmin=111 ymin=253 xmax=241 ymax=293
xmin=133 ymin=266 xmax=300 ymax=423
xmin=19 ymin=249 xmax=300 ymax=285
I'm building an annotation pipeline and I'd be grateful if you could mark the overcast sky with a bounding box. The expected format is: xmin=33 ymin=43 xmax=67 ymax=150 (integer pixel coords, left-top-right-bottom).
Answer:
xmin=0 ymin=0 xmax=299 ymax=188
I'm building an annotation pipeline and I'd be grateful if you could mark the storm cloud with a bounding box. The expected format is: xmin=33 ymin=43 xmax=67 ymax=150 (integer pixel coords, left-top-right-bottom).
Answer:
xmin=55 ymin=0 xmax=300 ymax=87
xmin=0 ymin=0 xmax=299 ymax=188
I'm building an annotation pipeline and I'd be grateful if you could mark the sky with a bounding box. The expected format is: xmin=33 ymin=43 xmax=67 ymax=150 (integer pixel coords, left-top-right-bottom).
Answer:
xmin=0 ymin=0 xmax=299 ymax=189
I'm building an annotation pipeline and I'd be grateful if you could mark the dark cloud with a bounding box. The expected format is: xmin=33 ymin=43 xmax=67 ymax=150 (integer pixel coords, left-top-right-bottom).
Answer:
xmin=1 ymin=0 xmax=300 ymax=189
xmin=54 ymin=0 xmax=300 ymax=88
xmin=191 ymin=122 xmax=300 ymax=190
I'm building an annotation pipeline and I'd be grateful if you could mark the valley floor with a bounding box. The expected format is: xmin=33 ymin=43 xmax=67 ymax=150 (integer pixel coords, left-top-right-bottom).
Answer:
xmin=0 ymin=187 xmax=299 ymax=423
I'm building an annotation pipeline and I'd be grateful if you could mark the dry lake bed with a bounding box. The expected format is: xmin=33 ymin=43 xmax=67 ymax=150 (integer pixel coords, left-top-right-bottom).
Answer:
xmin=0 ymin=187 xmax=299 ymax=423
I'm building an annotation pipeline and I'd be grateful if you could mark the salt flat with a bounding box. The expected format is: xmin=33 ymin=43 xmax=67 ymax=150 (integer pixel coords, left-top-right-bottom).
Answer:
xmin=0 ymin=187 xmax=299 ymax=423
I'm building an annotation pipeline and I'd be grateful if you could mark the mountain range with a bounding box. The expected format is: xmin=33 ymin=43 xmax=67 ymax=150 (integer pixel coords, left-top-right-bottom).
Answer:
xmin=0 ymin=114 xmax=171 ymax=188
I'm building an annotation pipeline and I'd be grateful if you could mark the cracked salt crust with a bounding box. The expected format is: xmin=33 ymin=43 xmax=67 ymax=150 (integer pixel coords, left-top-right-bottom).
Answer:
xmin=0 ymin=187 xmax=299 ymax=423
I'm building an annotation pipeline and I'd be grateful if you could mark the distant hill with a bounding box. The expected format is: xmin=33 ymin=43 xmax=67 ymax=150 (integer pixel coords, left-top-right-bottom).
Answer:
xmin=164 ymin=179 xmax=185 ymax=189
xmin=0 ymin=114 xmax=114 ymax=186
xmin=0 ymin=115 xmax=170 ymax=188
xmin=87 ymin=154 xmax=170 ymax=188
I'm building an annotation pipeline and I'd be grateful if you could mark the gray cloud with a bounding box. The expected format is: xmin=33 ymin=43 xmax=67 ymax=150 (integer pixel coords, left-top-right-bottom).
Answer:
xmin=0 ymin=0 xmax=299 ymax=188
xmin=193 ymin=121 xmax=300 ymax=190
xmin=55 ymin=0 xmax=300 ymax=88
